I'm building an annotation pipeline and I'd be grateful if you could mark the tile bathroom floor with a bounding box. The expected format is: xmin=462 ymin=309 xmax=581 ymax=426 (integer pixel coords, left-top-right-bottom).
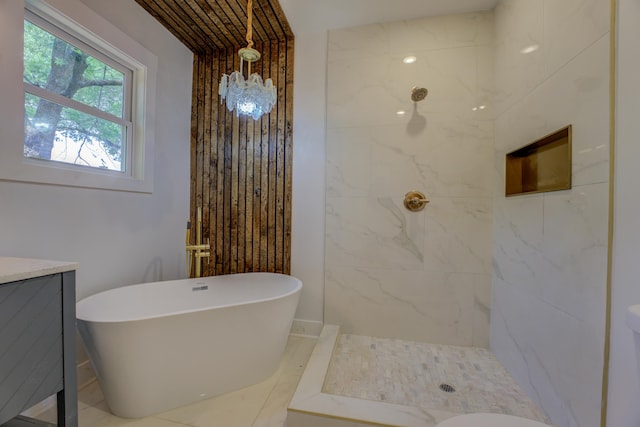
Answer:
xmin=322 ymin=334 xmax=550 ymax=423
xmin=36 ymin=335 xmax=317 ymax=427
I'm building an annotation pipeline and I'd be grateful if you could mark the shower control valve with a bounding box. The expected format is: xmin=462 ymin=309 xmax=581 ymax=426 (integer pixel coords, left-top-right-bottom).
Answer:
xmin=403 ymin=190 xmax=430 ymax=212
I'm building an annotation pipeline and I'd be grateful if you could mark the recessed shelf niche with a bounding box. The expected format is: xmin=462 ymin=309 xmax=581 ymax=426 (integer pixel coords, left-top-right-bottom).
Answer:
xmin=505 ymin=125 xmax=572 ymax=196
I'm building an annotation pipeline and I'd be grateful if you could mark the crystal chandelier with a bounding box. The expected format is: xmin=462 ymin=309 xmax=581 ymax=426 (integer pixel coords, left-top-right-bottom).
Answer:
xmin=218 ymin=0 xmax=276 ymax=120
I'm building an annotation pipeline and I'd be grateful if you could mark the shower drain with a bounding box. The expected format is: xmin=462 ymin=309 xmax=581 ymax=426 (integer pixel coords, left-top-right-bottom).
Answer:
xmin=439 ymin=383 xmax=456 ymax=393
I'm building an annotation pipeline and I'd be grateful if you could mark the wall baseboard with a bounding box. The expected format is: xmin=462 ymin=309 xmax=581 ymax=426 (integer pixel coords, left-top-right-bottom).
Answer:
xmin=77 ymin=359 xmax=96 ymax=390
xmin=290 ymin=319 xmax=323 ymax=338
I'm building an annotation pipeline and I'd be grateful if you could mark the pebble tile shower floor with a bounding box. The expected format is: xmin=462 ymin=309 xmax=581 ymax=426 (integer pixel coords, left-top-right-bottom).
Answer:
xmin=322 ymin=334 xmax=550 ymax=423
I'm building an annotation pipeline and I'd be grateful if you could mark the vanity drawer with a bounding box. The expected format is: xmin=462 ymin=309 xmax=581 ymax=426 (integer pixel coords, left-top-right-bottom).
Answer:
xmin=0 ymin=275 xmax=63 ymax=425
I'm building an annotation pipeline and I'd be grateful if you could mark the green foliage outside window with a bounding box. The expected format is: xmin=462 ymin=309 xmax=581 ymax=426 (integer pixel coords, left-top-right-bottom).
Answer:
xmin=23 ymin=18 xmax=128 ymax=171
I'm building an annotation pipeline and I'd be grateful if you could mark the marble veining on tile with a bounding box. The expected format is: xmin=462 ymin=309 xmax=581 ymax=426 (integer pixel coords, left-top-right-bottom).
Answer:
xmin=322 ymin=334 xmax=550 ymax=423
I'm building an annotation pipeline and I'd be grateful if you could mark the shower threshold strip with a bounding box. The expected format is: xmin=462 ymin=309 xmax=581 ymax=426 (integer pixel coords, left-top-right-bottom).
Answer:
xmin=287 ymin=325 xmax=459 ymax=427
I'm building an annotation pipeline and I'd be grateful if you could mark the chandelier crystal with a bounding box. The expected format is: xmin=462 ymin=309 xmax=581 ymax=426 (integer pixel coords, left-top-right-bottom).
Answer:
xmin=218 ymin=0 xmax=276 ymax=120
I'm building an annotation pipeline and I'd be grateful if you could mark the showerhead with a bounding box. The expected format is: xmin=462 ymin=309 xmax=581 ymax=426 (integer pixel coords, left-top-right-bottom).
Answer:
xmin=411 ymin=87 xmax=428 ymax=102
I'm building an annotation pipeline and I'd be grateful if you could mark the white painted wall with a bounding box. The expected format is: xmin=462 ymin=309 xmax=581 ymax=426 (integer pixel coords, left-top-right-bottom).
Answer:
xmin=490 ymin=1 xmax=610 ymax=427
xmin=0 ymin=0 xmax=193 ymax=301
xmin=607 ymin=0 xmax=640 ymax=425
xmin=288 ymin=28 xmax=328 ymax=334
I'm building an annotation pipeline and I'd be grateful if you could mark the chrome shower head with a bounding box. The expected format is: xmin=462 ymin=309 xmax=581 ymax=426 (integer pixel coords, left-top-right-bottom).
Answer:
xmin=411 ymin=87 xmax=428 ymax=102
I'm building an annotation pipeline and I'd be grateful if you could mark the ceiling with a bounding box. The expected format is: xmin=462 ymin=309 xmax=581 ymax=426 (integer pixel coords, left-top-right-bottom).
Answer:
xmin=134 ymin=0 xmax=293 ymax=52
xmin=279 ymin=0 xmax=500 ymax=35
xmin=134 ymin=0 xmax=499 ymax=53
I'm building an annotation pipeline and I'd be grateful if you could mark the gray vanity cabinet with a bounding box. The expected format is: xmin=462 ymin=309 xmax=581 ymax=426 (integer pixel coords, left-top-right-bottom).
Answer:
xmin=0 ymin=269 xmax=77 ymax=427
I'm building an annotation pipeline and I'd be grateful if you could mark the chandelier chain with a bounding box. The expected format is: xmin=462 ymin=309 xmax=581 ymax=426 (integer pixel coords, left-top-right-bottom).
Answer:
xmin=246 ymin=0 xmax=254 ymax=49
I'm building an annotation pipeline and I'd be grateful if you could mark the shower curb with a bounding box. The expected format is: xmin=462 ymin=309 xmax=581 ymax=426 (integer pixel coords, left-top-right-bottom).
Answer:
xmin=286 ymin=325 xmax=458 ymax=427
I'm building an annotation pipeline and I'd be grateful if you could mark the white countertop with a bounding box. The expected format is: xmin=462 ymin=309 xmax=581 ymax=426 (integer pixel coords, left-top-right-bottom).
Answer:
xmin=0 ymin=257 xmax=79 ymax=285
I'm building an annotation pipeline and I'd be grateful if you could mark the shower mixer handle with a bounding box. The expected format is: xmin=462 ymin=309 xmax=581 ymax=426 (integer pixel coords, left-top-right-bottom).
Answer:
xmin=404 ymin=190 xmax=430 ymax=212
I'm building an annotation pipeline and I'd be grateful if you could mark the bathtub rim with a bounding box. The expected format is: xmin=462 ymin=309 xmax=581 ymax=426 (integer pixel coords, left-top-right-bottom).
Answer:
xmin=76 ymin=272 xmax=302 ymax=323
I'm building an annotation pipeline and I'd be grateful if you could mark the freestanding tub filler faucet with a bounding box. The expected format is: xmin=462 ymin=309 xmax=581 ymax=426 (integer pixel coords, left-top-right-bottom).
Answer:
xmin=185 ymin=207 xmax=210 ymax=278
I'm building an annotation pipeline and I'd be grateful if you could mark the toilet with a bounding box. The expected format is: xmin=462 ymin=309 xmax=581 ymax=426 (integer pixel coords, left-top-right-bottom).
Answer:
xmin=438 ymin=305 xmax=640 ymax=427
xmin=436 ymin=413 xmax=552 ymax=427
xmin=432 ymin=305 xmax=640 ymax=427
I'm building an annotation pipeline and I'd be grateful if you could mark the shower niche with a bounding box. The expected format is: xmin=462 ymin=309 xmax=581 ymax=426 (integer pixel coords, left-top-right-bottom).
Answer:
xmin=505 ymin=125 xmax=572 ymax=196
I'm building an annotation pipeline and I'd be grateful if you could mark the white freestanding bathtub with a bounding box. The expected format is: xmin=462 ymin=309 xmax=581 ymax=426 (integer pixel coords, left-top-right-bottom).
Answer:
xmin=76 ymin=272 xmax=302 ymax=418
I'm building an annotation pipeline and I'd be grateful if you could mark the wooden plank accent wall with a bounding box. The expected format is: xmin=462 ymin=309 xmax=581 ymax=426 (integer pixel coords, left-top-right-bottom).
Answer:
xmin=136 ymin=0 xmax=295 ymax=276
xmin=134 ymin=0 xmax=294 ymax=52
xmin=190 ymin=39 xmax=294 ymax=275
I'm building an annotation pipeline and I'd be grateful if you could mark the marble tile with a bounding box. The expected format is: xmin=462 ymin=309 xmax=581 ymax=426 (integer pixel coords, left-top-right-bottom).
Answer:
xmin=252 ymin=374 xmax=303 ymax=427
xmin=495 ymin=35 xmax=610 ymax=187
xmin=328 ymin=22 xmax=393 ymax=62
xmin=324 ymin=267 xmax=476 ymax=345
xmin=325 ymin=10 xmax=496 ymax=346
xmin=422 ymin=197 xmax=493 ymax=275
xmin=493 ymin=0 xmax=545 ymax=117
xmin=278 ymin=335 xmax=319 ymax=378
xmin=327 ymin=47 xmax=478 ymax=129
xmin=327 ymin=12 xmax=493 ymax=63
xmin=325 ymin=196 xmax=425 ymax=269
xmin=491 ymin=193 xmax=544 ymax=293
xmin=537 ymin=35 xmax=610 ymax=187
xmin=475 ymin=43 xmax=495 ymax=121
xmin=491 ymin=2 xmax=610 ymax=423
xmin=367 ymin=119 xmax=494 ymax=199
xmin=289 ymin=326 xmax=550 ymax=427
xmin=543 ymin=0 xmax=610 ymax=78
xmin=326 ymin=119 xmax=494 ymax=201
xmin=494 ymin=4 xmax=610 ymax=186
xmin=323 ymin=334 xmax=549 ymax=421
xmin=537 ymin=183 xmax=609 ymax=326
xmin=327 ymin=53 xmax=419 ymax=129
xmin=494 ymin=92 xmax=548 ymax=153
xmin=387 ymin=12 xmax=494 ymax=53
xmin=326 ymin=127 xmax=373 ymax=198
xmin=288 ymin=326 xmax=458 ymax=427
xmin=490 ymin=278 xmax=604 ymax=427
xmin=473 ymin=273 xmax=492 ymax=348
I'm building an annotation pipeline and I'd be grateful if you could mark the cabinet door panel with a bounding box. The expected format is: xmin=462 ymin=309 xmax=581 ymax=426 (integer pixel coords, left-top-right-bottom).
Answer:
xmin=0 ymin=275 xmax=63 ymax=425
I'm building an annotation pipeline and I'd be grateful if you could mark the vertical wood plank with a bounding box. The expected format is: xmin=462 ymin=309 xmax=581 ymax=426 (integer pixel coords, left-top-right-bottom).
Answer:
xmin=275 ymin=39 xmax=286 ymax=273
xmin=189 ymin=54 xmax=200 ymax=254
xmin=267 ymin=40 xmax=279 ymax=272
xmin=237 ymin=113 xmax=247 ymax=274
xmin=202 ymin=53 xmax=213 ymax=275
xmin=259 ymin=40 xmax=271 ymax=272
xmin=230 ymin=108 xmax=240 ymax=274
xmin=244 ymin=92 xmax=255 ymax=272
xmin=207 ymin=53 xmax=220 ymax=276
xmin=252 ymin=43 xmax=265 ymax=271
xmin=283 ymin=39 xmax=294 ymax=274
xmin=215 ymin=49 xmax=230 ymax=275
xmin=194 ymin=54 xmax=206 ymax=247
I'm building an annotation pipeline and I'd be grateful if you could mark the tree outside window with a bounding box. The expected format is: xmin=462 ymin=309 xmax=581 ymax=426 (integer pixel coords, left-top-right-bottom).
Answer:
xmin=23 ymin=13 xmax=132 ymax=172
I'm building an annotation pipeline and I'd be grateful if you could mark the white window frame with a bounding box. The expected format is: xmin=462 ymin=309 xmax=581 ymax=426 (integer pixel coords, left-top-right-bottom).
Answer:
xmin=0 ymin=0 xmax=157 ymax=193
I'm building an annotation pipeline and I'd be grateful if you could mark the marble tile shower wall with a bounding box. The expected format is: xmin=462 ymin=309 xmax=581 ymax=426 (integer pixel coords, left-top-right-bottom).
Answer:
xmin=324 ymin=12 xmax=495 ymax=347
xmin=490 ymin=1 xmax=610 ymax=427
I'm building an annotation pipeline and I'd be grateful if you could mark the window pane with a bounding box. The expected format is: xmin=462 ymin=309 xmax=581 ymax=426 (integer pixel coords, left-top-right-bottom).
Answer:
xmin=23 ymin=19 xmax=125 ymax=119
xmin=25 ymin=93 xmax=125 ymax=171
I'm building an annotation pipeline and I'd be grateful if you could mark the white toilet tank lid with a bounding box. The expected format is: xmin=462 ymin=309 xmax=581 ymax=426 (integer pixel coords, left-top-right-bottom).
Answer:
xmin=627 ymin=305 xmax=640 ymax=333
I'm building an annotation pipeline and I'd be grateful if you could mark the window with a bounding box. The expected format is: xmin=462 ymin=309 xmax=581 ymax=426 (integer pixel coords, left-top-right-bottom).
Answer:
xmin=0 ymin=0 xmax=157 ymax=192
xmin=24 ymin=12 xmax=132 ymax=172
